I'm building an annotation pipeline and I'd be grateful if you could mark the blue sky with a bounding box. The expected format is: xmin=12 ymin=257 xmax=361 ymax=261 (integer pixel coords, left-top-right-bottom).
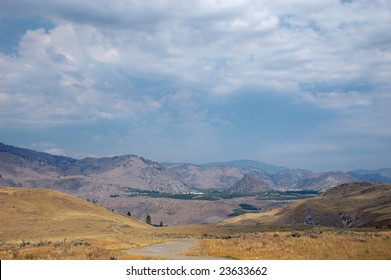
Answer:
xmin=1 ymin=0 xmax=390 ymax=171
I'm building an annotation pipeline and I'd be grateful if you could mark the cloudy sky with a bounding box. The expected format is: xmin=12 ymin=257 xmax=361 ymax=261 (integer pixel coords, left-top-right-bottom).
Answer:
xmin=0 ymin=0 xmax=390 ymax=171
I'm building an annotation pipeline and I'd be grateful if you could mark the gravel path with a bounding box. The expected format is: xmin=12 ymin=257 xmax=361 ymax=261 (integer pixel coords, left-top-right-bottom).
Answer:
xmin=123 ymin=239 xmax=224 ymax=260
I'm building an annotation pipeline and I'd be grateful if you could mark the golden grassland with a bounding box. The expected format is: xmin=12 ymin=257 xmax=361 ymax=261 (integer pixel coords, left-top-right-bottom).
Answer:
xmin=194 ymin=229 xmax=391 ymax=260
xmin=1 ymin=186 xmax=391 ymax=260
xmin=2 ymin=226 xmax=391 ymax=260
xmin=0 ymin=223 xmax=183 ymax=260
xmin=0 ymin=239 xmax=130 ymax=260
xmin=0 ymin=186 xmax=174 ymax=259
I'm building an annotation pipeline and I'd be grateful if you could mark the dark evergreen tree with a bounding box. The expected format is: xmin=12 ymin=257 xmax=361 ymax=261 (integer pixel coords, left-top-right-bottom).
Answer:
xmin=146 ymin=215 xmax=151 ymax=225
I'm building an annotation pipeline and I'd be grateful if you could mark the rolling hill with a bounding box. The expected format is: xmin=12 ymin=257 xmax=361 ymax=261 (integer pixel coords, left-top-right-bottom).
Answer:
xmin=1 ymin=185 xmax=390 ymax=260
xmin=223 ymin=182 xmax=391 ymax=228
xmin=0 ymin=187 xmax=149 ymax=242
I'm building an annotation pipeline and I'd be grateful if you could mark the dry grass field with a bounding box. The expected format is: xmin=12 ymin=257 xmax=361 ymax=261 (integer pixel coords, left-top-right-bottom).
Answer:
xmin=194 ymin=230 xmax=391 ymax=260
xmin=0 ymin=187 xmax=173 ymax=259
xmin=1 ymin=186 xmax=391 ymax=260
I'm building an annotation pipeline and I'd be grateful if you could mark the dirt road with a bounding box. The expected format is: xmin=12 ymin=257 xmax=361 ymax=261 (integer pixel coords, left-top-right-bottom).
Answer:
xmin=123 ymin=239 xmax=224 ymax=260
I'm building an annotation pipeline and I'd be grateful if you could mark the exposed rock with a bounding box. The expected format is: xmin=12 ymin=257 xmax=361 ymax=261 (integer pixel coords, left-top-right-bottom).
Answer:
xmin=340 ymin=213 xmax=355 ymax=228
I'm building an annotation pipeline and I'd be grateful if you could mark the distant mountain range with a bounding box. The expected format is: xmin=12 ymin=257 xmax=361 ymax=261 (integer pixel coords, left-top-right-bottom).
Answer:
xmin=163 ymin=162 xmax=369 ymax=192
xmin=0 ymin=143 xmax=190 ymax=199
xmin=347 ymin=169 xmax=391 ymax=184
xmin=1 ymin=142 xmax=391 ymax=197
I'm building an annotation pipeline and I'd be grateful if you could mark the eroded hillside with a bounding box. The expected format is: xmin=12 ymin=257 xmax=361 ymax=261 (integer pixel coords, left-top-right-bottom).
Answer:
xmin=224 ymin=182 xmax=391 ymax=228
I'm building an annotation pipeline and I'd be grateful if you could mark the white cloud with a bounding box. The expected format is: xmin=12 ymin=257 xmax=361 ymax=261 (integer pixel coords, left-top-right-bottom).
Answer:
xmin=300 ymin=91 xmax=373 ymax=109
xmin=43 ymin=148 xmax=66 ymax=156
xmin=0 ymin=0 xmax=390 ymax=154
xmin=30 ymin=142 xmax=66 ymax=156
xmin=334 ymin=93 xmax=391 ymax=137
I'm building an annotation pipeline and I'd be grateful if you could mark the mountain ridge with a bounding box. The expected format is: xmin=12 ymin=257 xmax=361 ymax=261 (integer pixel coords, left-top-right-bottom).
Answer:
xmin=0 ymin=142 xmax=191 ymax=196
xmin=2 ymin=142 xmax=391 ymax=193
xmin=197 ymin=159 xmax=287 ymax=174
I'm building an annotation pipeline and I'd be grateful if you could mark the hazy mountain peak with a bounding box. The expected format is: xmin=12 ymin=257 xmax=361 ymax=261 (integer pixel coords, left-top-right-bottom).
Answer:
xmin=199 ymin=159 xmax=287 ymax=174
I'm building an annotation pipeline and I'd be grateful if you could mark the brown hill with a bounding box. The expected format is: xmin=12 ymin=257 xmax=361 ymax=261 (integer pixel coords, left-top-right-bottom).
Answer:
xmin=0 ymin=187 xmax=149 ymax=242
xmin=0 ymin=143 xmax=190 ymax=197
xmin=294 ymin=171 xmax=358 ymax=190
xmin=229 ymin=175 xmax=273 ymax=192
xmin=223 ymin=182 xmax=391 ymax=228
xmin=164 ymin=163 xmax=243 ymax=190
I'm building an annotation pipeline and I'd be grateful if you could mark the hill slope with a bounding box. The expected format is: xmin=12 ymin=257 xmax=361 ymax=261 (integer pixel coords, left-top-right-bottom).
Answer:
xmin=164 ymin=163 xmax=243 ymax=189
xmin=198 ymin=160 xmax=287 ymax=174
xmin=0 ymin=187 xmax=149 ymax=242
xmin=224 ymin=182 xmax=391 ymax=228
xmin=229 ymin=175 xmax=273 ymax=192
xmin=0 ymin=143 xmax=190 ymax=196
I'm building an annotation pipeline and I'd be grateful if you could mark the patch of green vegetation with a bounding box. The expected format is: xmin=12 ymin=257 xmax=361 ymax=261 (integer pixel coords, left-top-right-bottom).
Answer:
xmin=256 ymin=190 xmax=319 ymax=200
xmin=127 ymin=193 xmax=221 ymax=201
xmin=227 ymin=208 xmax=247 ymax=217
xmin=239 ymin=203 xmax=258 ymax=211
xmin=125 ymin=189 xmax=319 ymax=201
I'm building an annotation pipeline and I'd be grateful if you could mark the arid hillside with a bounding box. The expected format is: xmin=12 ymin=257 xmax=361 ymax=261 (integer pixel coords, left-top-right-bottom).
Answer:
xmin=0 ymin=187 xmax=149 ymax=242
xmin=0 ymin=143 xmax=191 ymax=197
xmin=224 ymin=182 xmax=391 ymax=228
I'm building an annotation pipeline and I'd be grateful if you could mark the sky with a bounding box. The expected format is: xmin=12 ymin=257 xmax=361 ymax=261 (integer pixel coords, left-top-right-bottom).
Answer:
xmin=0 ymin=0 xmax=390 ymax=171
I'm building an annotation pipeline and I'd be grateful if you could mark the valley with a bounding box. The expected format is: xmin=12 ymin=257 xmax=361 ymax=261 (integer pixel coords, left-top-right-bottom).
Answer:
xmin=2 ymin=143 xmax=390 ymax=225
xmin=1 ymin=182 xmax=391 ymax=260
xmin=102 ymin=189 xmax=319 ymax=225
xmin=1 ymin=143 xmax=391 ymax=260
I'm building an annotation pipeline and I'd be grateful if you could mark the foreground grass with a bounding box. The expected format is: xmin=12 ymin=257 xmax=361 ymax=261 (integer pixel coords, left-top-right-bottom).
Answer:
xmin=196 ymin=230 xmax=391 ymax=260
xmin=0 ymin=238 xmax=154 ymax=260
xmin=2 ymin=228 xmax=391 ymax=260
xmin=0 ymin=225 xmax=189 ymax=260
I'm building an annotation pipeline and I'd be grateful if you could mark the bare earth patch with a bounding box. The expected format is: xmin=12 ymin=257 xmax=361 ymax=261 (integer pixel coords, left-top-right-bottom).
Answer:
xmin=122 ymin=239 xmax=224 ymax=260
